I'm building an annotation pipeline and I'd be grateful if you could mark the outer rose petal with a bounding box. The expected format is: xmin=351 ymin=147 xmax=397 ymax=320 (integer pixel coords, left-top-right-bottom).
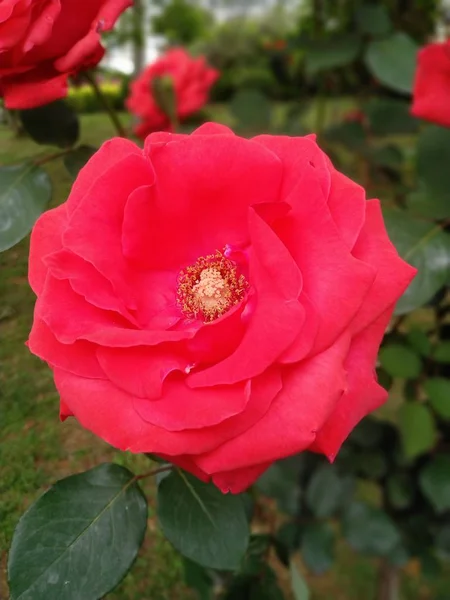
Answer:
xmin=54 ymin=367 xmax=282 ymax=456
xmin=127 ymin=133 xmax=283 ymax=270
xmin=1 ymin=67 xmax=68 ymax=109
xmin=29 ymin=203 xmax=67 ymax=296
xmin=350 ymin=200 xmax=417 ymax=334
xmin=195 ymin=333 xmax=350 ymax=474
xmin=64 ymin=153 xmax=155 ymax=308
xmin=212 ymin=462 xmax=272 ymax=494
xmin=28 ymin=318 xmax=104 ymax=379
xmin=311 ymin=307 xmax=394 ymax=460
xmin=411 ymin=42 xmax=450 ymax=127
xmin=66 ymin=137 xmax=143 ymax=216
xmin=276 ymin=165 xmax=376 ymax=354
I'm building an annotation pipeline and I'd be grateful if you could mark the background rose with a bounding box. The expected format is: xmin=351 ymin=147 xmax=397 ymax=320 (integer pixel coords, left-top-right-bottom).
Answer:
xmin=0 ymin=0 xmax=131 ymax=109
xmin=27 ymin=123 xmax=416 ymax=493
xmin=411 ymin=41 xmax=450 ymax=127
xmin=126 ymin=48 xmax=219 ymax=138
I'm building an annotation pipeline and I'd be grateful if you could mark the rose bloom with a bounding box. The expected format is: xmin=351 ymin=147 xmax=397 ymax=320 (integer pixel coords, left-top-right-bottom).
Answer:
xmin=411 ymin=40 xmax=450 ymax=127
xmin=28 ymin=124 xmax=416 ymax=493
xmin=126 ymin=48 xmax=219 ymax=139
xmin=0 ymin=0 xmax=131 ymax=109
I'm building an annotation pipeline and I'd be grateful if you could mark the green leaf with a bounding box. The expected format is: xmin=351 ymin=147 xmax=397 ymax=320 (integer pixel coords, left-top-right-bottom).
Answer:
xmin=355 ymin=450 xmax=388 ymax=479
xmin=398 ymin=403 xmax=437 ymax=459
xmin=230 ymin=89 xmax=271 ymax=132
xmin=223 ymin=565 xmax=285 ymax=600
xmin=379 ymin=344 xmax=422 ymax=379
xmin=416 ymin=126 xmax=450 ymax=219
xmin=348 ymin=417 xmax=386 ymax=448
xmin=365 ymin=99 xmax=418 ymax=136
xmin=419 ymin=456 xmax=450 ymax=514
xmin=365 ymin=32 xmax=418 ymax=94
xmin=273 ymin=522 xmax=302 ymax=567
xmin=435 ymin=524 xmax=450 ymax=559
xmin=157 ymin=469 xmax=249 ymax=570
xmin=8 ymin=464 xmax=147 ymax=600
xmin=424 ymin=378 xmax=450 ymax=419
xmin=301 ymin=523 xmax=334 ymax=575
xmin=305 ymin=465 xmax=343 ymax=518
xmin=355 ymin=4 xmax=392 ymax=37
xmin=241 ymin=534 xmax=272 ymax=576
xmin=406 ymin=328 xmax=432 ymax=357
xmin=383 ymin=209 xmax=450 ymax=315
xmin=183 ymin=558 xmax=213 ymax=600
xmin=432 ymin=341 xmax=450 ymax=363
xmin=305 ymin=35 xmax=361 ymax=75
xmin=290 ymin=560 xmax=310 ymax=600
xmin=387 ymin=542 xmax=410 ymax=567
xmin=386 ymin=474 xmax=414 ymax=510
xmin=19 ymin=100 xmax=79 ymax=147
xmin=324 ymin=120 xmax=366 ymax=151
xmin=343 ymin=502 xmax=401 ymax=556
xmin=0 ymin=163 xmax=52 ymax=252
xmin=255 ymin=458 xmax=301 ymax=515
xmin=63 ymin=146 xmax=97 ymax=179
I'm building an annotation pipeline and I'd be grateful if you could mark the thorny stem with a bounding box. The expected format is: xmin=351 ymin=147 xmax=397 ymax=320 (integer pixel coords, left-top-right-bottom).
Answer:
xmin=83 ymin=70 xmax=127 ymax=137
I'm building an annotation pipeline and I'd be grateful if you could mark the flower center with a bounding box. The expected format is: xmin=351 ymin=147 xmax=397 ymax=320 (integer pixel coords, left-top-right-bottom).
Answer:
xmin=177 ymin=250 xmax=248 ymax=322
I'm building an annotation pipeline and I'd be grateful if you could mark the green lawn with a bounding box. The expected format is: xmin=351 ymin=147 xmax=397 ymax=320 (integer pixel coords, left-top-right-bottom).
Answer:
xmin=0 ymin=109 xmax=447 ymax=600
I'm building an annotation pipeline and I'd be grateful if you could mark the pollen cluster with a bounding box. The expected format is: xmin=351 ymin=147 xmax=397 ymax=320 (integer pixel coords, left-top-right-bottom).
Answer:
xmin=177 ymin=251 xmax=248 ymax=322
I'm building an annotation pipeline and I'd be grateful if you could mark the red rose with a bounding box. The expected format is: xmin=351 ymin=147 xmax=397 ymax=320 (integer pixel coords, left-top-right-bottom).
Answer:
xmin=126 ymin=48 xmax=219 ymax=138
xmin=0 ymin=0 xmax=131 ymax=109
xmin=28 ymin=124 xmax=416 ymax=493
xmin=411 ymin=41 xmax=450 ymax=127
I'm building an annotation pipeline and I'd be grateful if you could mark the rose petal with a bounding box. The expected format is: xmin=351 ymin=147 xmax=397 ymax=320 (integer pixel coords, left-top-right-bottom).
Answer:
xmin=29 ymin=204 xmax=67 ymax=296
xmin=64 ymin=153 xmax=155 ymax=308
xmin=196 ymin=333 xmax=350 ymax=473
xmin=28 ymin=317 xmax=104 ymax=379
xmin=311 ymin=307 xmax=393 ymax=460
xmin=134 ymin=378 xmax=251 ymax=430
xmin=350 ymin=200 xmax=417 ymax=334
xmin=275 ymin=165 xmax=376 ymax=354
xmin=97 ymin=345 xmax=190 ymax=399
xmin=135 ymin=134 xmax=283 ymax=270
xmin=54 ymin=366 xmax=282 ymax=455
xmin=188 ymin=209 xmax=304 ymax=387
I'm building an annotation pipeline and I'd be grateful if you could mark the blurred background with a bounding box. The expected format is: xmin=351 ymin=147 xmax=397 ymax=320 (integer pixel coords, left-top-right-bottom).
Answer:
xmin=2 ymin=1 xmax=450 ymax=599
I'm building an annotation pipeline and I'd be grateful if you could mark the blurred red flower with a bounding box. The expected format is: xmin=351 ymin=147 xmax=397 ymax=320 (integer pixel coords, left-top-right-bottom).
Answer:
xmin=126 ymin=48 xmax=219 ymax=138
xmin=0 ymin=0 xmax=131 ymax=109
xmin=411 ymin=41 xmax=450 ymax=127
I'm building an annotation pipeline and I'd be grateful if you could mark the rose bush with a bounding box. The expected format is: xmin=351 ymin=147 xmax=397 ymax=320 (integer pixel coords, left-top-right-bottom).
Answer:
xmin=0 ymin=0 xmax=131 ymax=109
xmin=126 ymin=48 xmax=219 ymax=138
xmin=411 ymin=40 xmax=450 ymax=127
xmin=27 ymin=123 xmax=416 ymax=493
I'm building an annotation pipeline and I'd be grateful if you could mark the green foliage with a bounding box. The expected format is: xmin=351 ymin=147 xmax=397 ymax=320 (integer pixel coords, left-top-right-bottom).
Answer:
xmin=157 ymin=469 xmax=249 ymax=570
xmin=63 ymin=146 xmax=97 ymax=179
xmin=355 ymin=4 xmax=392 ymax=37
xmin=152 ymin=0 xmax=213 ymax=45
xmin=19 ymin=100 xmax=79 ymax=148
xmin=0 ymin=163 xmax=52 ymax=252
xmin=301 ymin=523 xmax=335 ymax=575
xmin=398 ymin=403 xmax=437 ymax=460
xmin=230 ymin=89 xmax=272 ymax=133
xmin=343 ymin=502 xmax=401 ymax=556
xmin=8 ymin=464 xmax=148 ymax=600
xmin=379 ymin=344 xmax=422 ymax=379
xmin=305 ymin=465 xmax=343 ymax=519
xmin=304 ymin=35 xmax=361 ymax=75
xmin=383 ymin=210 xmax=450 ymax=315
xmin=424 ymin=378 xmax=450 ymax=419
xmin=67 ymin=82 xmax=127 ymax=114
xmin=419 ymin=457 xmax=450 ymax=514
xmin=365 ymin=32 xmax=418 ymax=94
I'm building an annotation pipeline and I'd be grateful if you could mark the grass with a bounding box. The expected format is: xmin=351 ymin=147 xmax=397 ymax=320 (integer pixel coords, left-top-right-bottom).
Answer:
xmin=0 ymin=107 xmax=448 ymax=600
